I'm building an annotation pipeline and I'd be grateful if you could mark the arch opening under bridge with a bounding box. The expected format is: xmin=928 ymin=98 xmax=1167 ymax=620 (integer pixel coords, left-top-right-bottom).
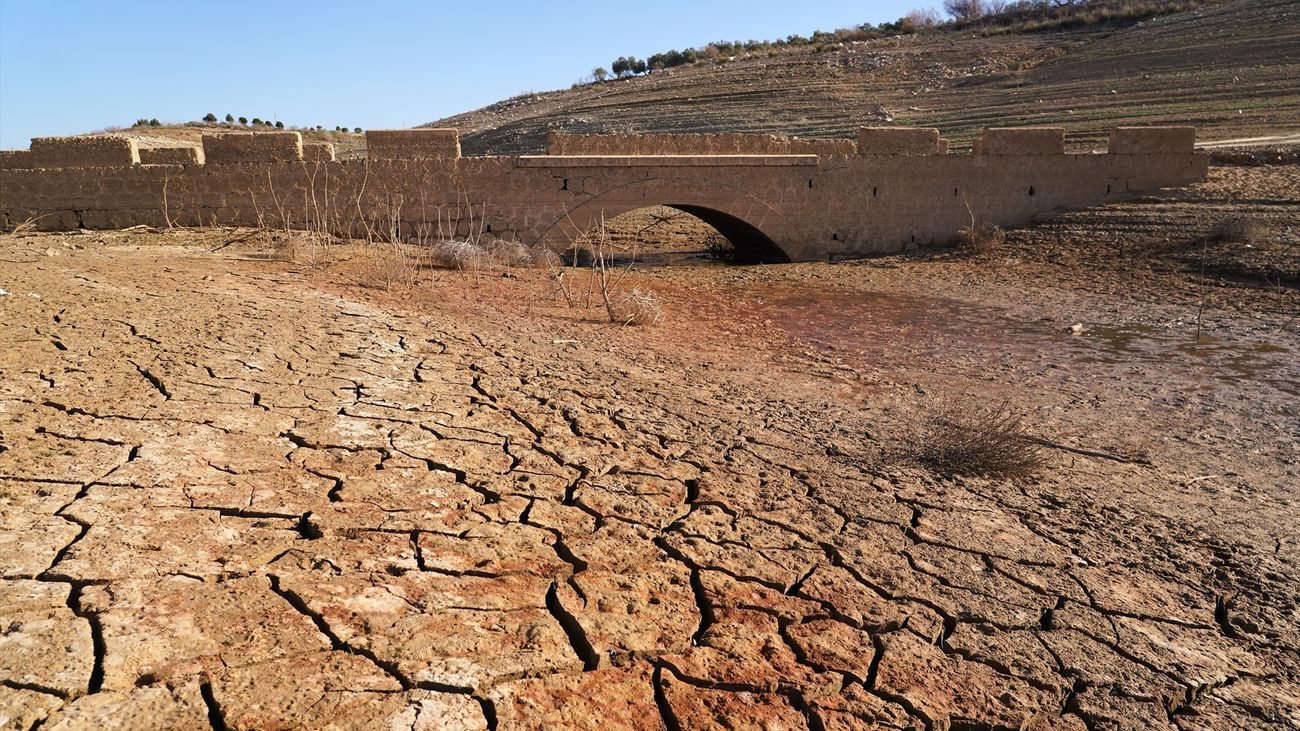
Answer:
xmin=537 ymin=180 xmax=795 ymax=264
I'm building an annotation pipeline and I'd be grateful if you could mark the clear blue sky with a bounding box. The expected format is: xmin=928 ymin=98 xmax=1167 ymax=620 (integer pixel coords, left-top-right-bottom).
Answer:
xmin=0 ymin=0 xmax=922 ymax=149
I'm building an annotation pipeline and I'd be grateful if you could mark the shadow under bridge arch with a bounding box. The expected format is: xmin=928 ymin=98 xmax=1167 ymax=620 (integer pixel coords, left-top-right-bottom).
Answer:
xmin=660 ymin=204 xmax=791 ymax=264
xmin=540 ymin=181 xmax=794 ymax=264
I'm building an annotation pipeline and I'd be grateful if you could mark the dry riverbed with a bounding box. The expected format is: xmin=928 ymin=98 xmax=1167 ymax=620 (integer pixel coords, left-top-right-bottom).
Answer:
xmin=1 ymin=166 xmax=1297 ymax=730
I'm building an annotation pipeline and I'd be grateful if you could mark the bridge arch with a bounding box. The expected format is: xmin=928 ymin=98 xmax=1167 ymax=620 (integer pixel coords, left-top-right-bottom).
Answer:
xmin=537 ymin=178 xmax=794 ymax=263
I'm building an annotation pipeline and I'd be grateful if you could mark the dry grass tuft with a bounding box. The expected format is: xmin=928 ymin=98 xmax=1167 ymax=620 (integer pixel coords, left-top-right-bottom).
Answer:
xmin=1209 ymin=216 xmax=1266 ymax=244
xmin=954 ymin=222 xmax=1006 ymax=255
xmin=608 ymin=288 xmax=663 ymax=326
xmin=7 ymin=215 xmax=46 ymax=237
xmin=908 ymin=400 xmax=1045 ymax=478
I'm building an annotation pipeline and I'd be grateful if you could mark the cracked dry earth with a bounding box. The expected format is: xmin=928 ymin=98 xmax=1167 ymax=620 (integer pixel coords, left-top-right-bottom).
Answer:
xmin=1 ymin=228 xmax=1297 ymax=731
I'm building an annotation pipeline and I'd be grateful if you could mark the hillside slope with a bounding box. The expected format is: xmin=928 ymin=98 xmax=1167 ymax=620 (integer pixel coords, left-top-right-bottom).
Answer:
xmin=430 ymin=0 xmax=1299 ymax=155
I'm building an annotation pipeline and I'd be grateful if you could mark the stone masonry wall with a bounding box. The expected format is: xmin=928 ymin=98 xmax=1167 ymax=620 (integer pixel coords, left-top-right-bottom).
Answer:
xmin=1109 ymin=126 xmax=1196 ymax=154
xmin=0 ymin=127 xmax=1208 ymax=261
xmin=547 ymin=132 xmax=856 ymax=157
xmin=139 ymin=147 xmax=205 ymax=166
xmin=0 ymin=150 xmax=34 ymax=170
xmin=366 ymin=130 xmax=462 ymax=160
xmin=30 ymin=135 xmax=140 ymax=168
xmin=302 ymin=142 xmax=337 ymax=162
xmin=857 ymin=127 xmax=943 ymax=155
xmin=203 ymin=132 xmax=304 ymax=164
xmin=974 ymin=128 xmax=1066 ymax=156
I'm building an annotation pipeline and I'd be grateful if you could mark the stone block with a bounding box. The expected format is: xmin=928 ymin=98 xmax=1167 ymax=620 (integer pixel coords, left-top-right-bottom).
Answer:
xmin=1108 ymin=127 xmax=1196 ymax=155
xmin=302 ymin=142 xmax=337 ymax=162
xmin=366 ymin=129 xmax=461 ymax=160
xmin=0 ymin=150 xmax=34 ymax=169
xmin=856 ymin=127 xmax=942 ymax=155
xmin=976 ymin=128 xmax=1066 ymax=156
xmin=139 ymin=147 xmax=204 ymax=166
xmin=30 ymin=136 xmax=140 ymax=168
xmin=202 ymin=132 xmax=303 ymax=164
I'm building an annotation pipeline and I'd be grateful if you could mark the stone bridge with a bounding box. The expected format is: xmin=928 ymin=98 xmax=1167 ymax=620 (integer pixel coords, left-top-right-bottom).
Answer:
xmin=0 ymin=126 xmax=1208 ymax=262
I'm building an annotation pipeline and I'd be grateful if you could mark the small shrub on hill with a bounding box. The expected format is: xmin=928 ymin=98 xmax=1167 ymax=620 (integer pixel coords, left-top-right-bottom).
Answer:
xmin=1209 ymin=216 xmax=1265 ymax=244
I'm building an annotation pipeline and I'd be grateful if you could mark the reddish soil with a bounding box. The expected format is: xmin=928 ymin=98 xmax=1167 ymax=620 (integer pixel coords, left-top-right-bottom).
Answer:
xmin=1 ymin=165 xmax=1297 ymax=729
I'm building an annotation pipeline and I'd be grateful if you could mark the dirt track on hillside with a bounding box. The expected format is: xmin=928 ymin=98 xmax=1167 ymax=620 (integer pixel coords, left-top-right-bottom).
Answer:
xmin=1 ymin=167 xmax=1298 ymax=730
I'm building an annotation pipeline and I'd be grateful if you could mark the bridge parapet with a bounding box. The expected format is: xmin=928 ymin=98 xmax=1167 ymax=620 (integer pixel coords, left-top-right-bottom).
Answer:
xmin=0 ymin=150 xmax=34 ymax=169
xmin=139 ymin=147 xmax=204 ymax=166
xmin=1109 ymin=126 xmax=1196 ymax=154
xmin=518 ymin=154 xmax=818 ymax=167
xmin=303 ymin=142 xmax=337 ymax=162
xmin=203 ymin=132 xmax=303 ymax=164
xmin=974 ymin=127 xmax=1066 ymax=155
xmin=31 ymin=135 xmax=139 ymax=168
xmin=546 ymin=132 xmax=854 ymax=157
xmin=856 ymin=127 xmax=943 ymax=155
xmin=0 ymin=125 xmax=1210 ymax=261
xmin=366 ymin=129 xmax=461 ymax=160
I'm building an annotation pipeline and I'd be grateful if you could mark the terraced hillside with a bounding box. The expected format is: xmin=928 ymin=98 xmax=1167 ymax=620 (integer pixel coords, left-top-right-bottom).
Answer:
xmin=430 ymin=0 xmax=1299 ymax=155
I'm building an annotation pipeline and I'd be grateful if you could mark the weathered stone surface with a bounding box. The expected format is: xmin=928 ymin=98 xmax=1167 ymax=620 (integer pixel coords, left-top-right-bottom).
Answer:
xmin=810 ymin=683 xmax=923 ymax=731
xmin=138 ymin=146 xmax=204 ymax=165
xmin=209 ymin=652 xmax=416 ymax=730
xmin=489 ymin=665 xmax=664 ymax=730
xmin=366 ymin=129 xmax=461 ymax=160
xmin=660 ymin=668 xmax=810 ymax=730
xmin=202 ymin=131 xmax=303 ymax=164
xmin=302 ymin=141 xmax=336 ymax=162
xmin=0 ymin=580 xmax=94 ymax=697
xmin=857 ymin=127 xmax=942 ymax=155
xmin=273 ymin=570 xmax=583 ymax=690
xmin=30 ymin=135 xmax=139 ymax=168
xmin=0 ymin=684 xmax=65 ymax=729
xmin=0 ymin=150 xmax=33 ymax=170
xmin=875 ymin=632 xmax=1053 ymax=729
xmin=51 ymin=492 xmax=298 ymax=582
xmin=975 ymin=126 xmax=1066 ymax=155
xmin=36 ymin=681 xmax=209 ymax=731
xmin=81 ymin=575 xmax=331 ymax=690
xmin=548 ymin=131 xmax=854 ymax=156
xmin=786 ymin=618 xmax=875 ymax=682
xmin=0 ymin=513 xmax=81 ymax=577
xmin=1109 ymin=126 xmax=1196 ymax=154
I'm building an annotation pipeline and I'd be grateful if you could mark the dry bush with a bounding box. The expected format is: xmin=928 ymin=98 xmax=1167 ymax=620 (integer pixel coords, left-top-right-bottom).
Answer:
xmin=484 ymin=239 xmax=533 ymax=268
xmin=1209 ymin=216 xmax=1266 ymax=244
xmin=908 ymin=400 xmax=1045 ymax=479
xmin=529 ymin=245 xmax=564 ymax=270
xmin=954 ymin=222 xmax=1006 ymax=255
xmin=426 ymin=238 xmax=554 ymax=271
xmin=429 ymin=239 xmax=487 ymax=271
xmin=608 ymin=287 xmax=663 ymax=326
xmin=270 ymin=230 xmax=332 ymax=264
